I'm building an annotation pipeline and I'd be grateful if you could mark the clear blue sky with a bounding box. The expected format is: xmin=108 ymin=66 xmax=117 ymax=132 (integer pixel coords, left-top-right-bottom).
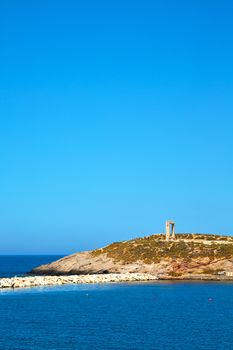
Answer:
xmin=0 ymin=0 xmax=233 ymax=254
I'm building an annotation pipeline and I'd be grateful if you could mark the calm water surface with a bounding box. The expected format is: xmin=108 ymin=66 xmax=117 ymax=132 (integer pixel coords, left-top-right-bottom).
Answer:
xmin=0 ymin=257 xmax=233 ymax=349
xmin=0 ymin=255 xmax=63 ymax=277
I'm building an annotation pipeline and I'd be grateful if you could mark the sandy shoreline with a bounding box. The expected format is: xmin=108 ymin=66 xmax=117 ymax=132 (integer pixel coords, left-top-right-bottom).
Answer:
xmin=0 ymin=273 xmax=158 ymax=289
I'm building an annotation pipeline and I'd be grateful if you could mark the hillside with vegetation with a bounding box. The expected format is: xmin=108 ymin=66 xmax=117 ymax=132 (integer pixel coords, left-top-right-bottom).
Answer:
xmin=32 ymin=233 xmax=233 ymax=279
xmin=92 ymin=234 xmax=233 ymax=263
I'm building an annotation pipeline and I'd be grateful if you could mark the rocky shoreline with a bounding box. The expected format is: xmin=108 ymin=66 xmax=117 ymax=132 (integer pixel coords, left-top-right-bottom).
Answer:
xmin=0 ymin=273 xmax=158 ymax=289
xmin=1 ymin=273 xmax=233 ymax=289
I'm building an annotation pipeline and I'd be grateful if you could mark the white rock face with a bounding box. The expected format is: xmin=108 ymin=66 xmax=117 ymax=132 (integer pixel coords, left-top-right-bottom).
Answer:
xmin=31 ymin=251 xmax=163 ymax=275
xmin=0 ymin=273 xmax=158 ymax=289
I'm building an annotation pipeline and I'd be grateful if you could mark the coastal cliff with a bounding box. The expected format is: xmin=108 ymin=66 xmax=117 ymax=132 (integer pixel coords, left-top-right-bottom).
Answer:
xmin=31 ymin=233 xmax=233 ymax=280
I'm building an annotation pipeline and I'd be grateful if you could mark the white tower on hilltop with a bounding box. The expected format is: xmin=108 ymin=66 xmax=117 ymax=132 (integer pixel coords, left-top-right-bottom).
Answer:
xmin=165 ymin=220 xmax=175 ymax=241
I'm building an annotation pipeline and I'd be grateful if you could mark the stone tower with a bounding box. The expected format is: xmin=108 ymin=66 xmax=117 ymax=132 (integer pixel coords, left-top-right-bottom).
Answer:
xmin=165 ymin=220 xmax=175 ymax=241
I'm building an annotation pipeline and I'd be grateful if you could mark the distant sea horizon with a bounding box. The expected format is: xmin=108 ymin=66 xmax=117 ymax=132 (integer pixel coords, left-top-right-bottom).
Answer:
xmin=0 ymin=255 xmax=64 ymax=278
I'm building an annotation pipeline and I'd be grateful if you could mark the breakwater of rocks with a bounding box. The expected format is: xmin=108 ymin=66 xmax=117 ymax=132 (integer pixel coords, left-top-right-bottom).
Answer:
xmin=0 ymin=273 xmax=158 ymax=289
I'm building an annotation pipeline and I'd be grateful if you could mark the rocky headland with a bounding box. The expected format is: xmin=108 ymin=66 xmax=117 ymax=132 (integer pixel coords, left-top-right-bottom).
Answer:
xmin=31 ymin=233 xmax=233 ymax=280
xmin=1 ymin=233 xmax=233 ymax=289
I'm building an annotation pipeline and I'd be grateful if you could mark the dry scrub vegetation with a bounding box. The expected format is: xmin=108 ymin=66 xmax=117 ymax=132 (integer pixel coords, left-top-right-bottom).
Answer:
xmin=91 ymin=234 xmax=233 ymax=264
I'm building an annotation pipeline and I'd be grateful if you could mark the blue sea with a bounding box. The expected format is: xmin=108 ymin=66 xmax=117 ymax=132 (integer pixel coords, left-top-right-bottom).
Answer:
xmin=0 ymin=256 xmax=233 ymax=350
xmin=0 ymin=255 xmax=64 ymax=277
